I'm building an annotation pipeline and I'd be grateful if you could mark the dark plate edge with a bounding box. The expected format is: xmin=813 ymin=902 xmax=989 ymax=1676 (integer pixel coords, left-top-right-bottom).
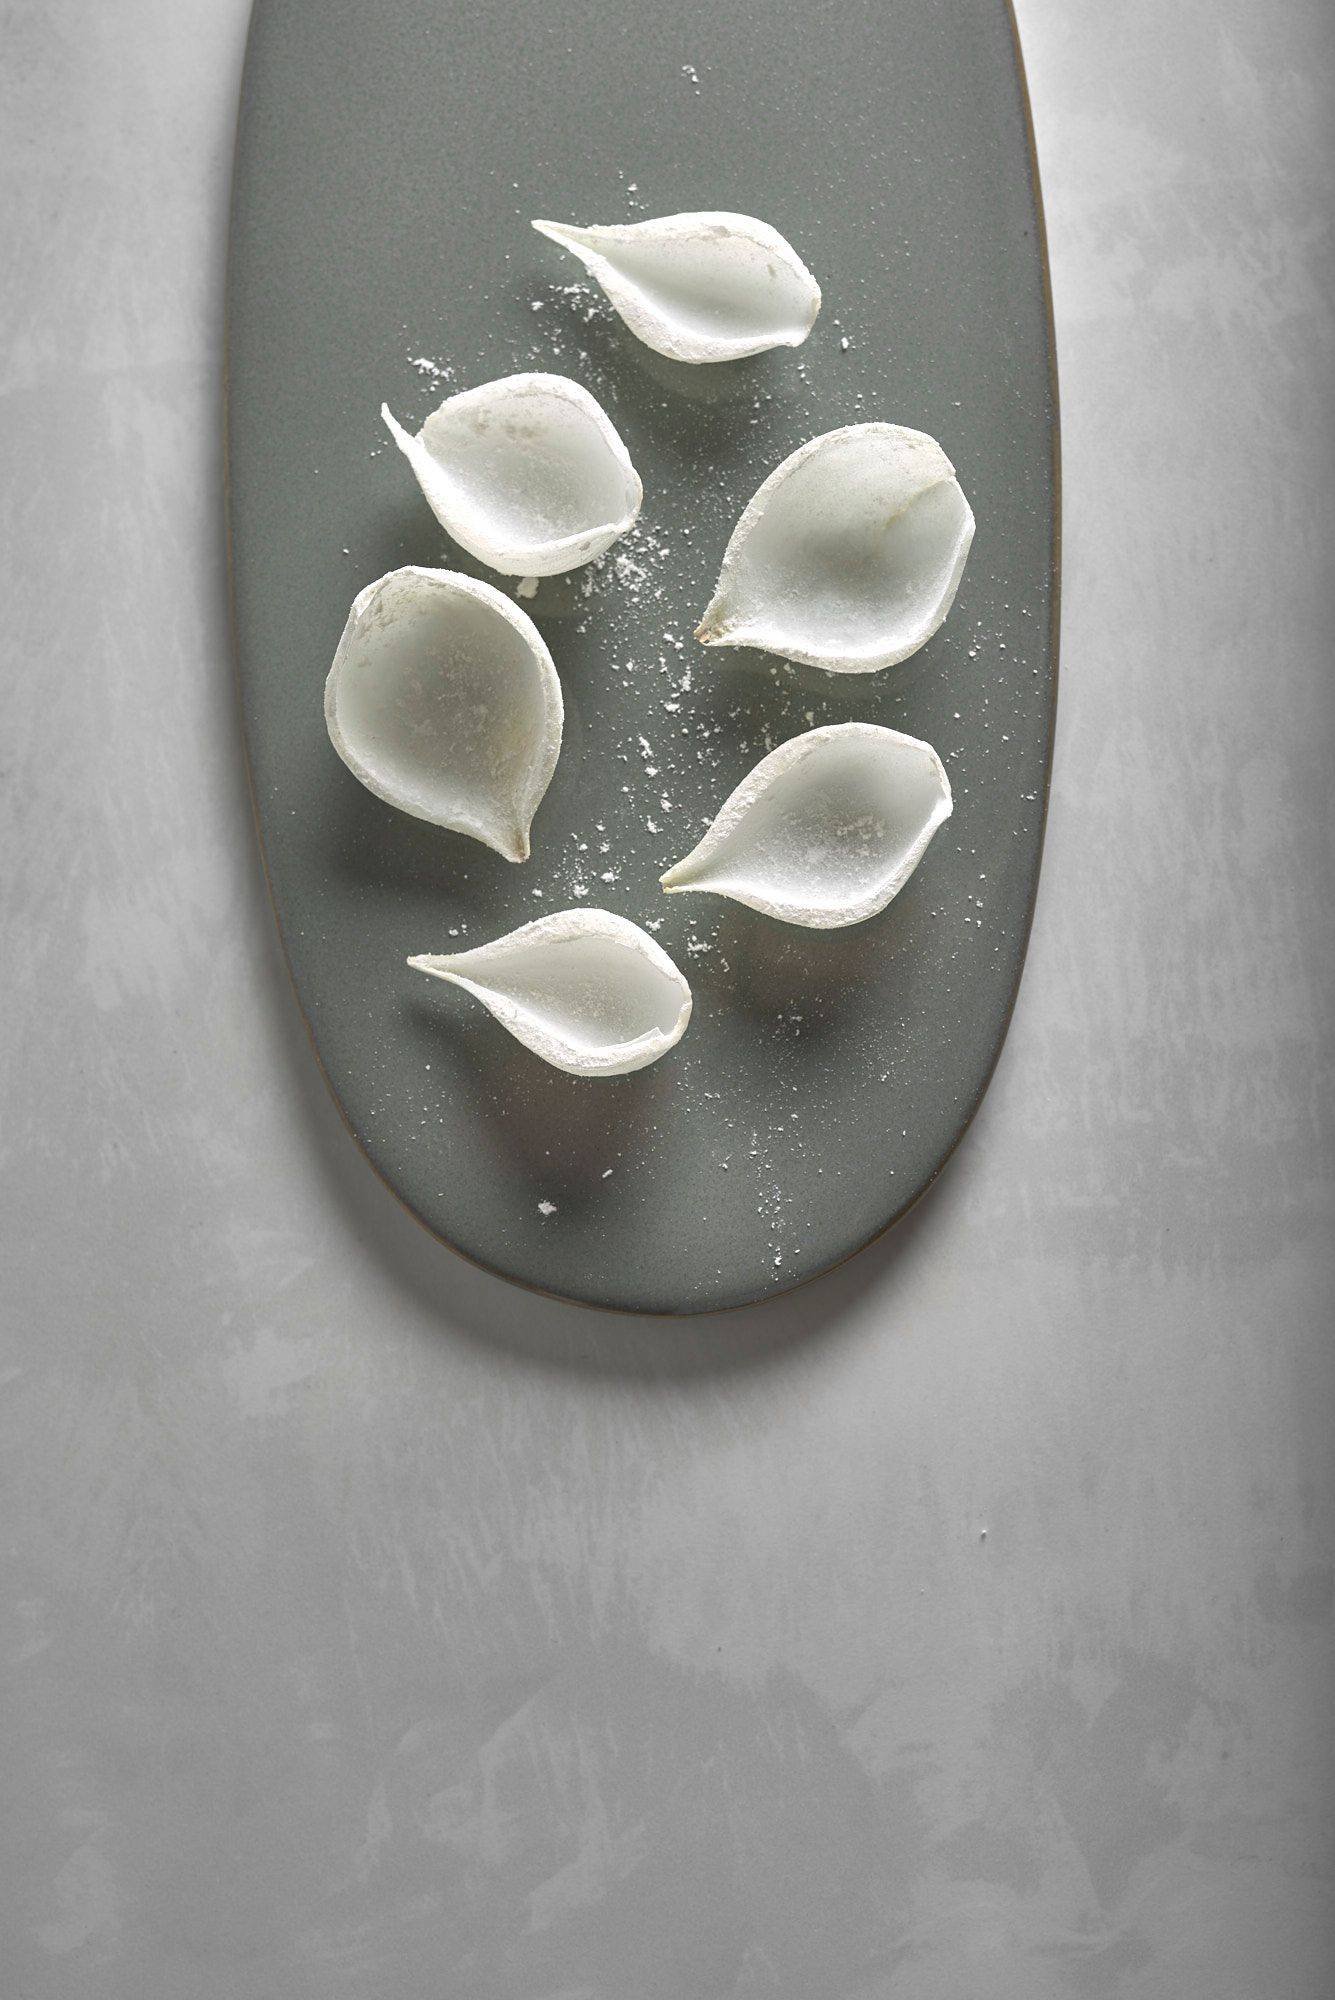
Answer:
xmin=222 ymin=0 xmax=1062 ymax=1319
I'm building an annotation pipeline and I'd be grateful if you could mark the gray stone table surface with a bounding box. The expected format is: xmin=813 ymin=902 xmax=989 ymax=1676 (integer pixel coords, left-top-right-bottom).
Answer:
xmin=2 ymin=2 xmax=1332 ymax=1995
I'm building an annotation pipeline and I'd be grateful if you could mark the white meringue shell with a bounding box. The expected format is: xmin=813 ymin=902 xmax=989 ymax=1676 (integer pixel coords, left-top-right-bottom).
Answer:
xmin=409 ymin=909 xmax=692 ymax=1076
xmin=324 ymin=566 xmax=561 ymax=864
xmin=696 ymin=424 xmax=975 ymax=672
xmin=532 ymin=211 xmax=821 ymax=364
xmin=382 ymin=372 xmax=642 ymax=576
xmin=661 ymin=722 xmax=952 ymax=928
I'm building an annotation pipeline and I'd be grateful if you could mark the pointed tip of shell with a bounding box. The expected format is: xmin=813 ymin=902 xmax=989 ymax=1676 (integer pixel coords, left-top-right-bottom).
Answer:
xmin=475 ymin=811 xmax=532 ymax=865
xmin=531 ymin=218 xmax=585 ymax=249
xmin=694 ymin=605 xmax=734 ymax=647
xmin=380 ymin=402 xmax=412 ymax=450
xmin=660 ymin=854 xmax=711 ymax=895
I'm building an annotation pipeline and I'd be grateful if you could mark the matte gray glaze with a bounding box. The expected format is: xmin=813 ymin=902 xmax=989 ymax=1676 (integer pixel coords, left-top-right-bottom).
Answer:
xmin=226 ymin=0 xmax=1057 ymax=1312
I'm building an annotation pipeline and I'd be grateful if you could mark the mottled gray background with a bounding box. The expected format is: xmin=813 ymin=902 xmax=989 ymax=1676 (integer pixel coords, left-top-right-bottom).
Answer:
xmin=2 ymin=0 xmax=1332 ymax=1995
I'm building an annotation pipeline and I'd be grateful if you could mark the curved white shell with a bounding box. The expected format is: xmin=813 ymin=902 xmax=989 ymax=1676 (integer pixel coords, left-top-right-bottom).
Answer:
xmin=408 ymin=909 xmax=692 ymax=1076
xmin=697 ymin=425 xmax=975 ymax=672
xmin=660 ymin=723 xmax=952 ymax=928
xmin=382 ymin=373 xmax=642 ymax=576
xmin=324 ymin=566 xmax=562 ymax=864
xmin=532 ymin=212 xmax=821 ymax=364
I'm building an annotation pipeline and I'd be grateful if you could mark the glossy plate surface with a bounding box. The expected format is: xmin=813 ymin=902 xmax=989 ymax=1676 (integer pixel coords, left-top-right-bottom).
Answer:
xmin=226 ymin=0 xmax=1058 ymax=1312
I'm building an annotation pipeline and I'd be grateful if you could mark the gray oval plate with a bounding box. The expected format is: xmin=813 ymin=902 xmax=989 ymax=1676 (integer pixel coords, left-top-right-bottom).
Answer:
xmin=226 ymin=0 xmax=1058 ymax=1314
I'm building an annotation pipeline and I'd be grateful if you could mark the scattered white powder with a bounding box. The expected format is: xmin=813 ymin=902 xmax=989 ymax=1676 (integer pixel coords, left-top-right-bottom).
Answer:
xmin=384 ymin=301 xmax=1023 ymax=1262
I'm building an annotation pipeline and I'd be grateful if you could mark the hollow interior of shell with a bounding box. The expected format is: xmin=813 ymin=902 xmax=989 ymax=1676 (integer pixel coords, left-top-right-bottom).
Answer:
xmin=452 ymin=934 xmax=684 ymax=1056
xmin=683 ymin=738 xmax=946 ymax=918
xmin=722 ymin=441 xmax=970 ymax=662
xmin=422 ymin=392 xmax=630 ymax=547
xmin=583 ymin=226 xmax=815 ymax=347
xmin=333 ymin=581 xmax=546 ymax=830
